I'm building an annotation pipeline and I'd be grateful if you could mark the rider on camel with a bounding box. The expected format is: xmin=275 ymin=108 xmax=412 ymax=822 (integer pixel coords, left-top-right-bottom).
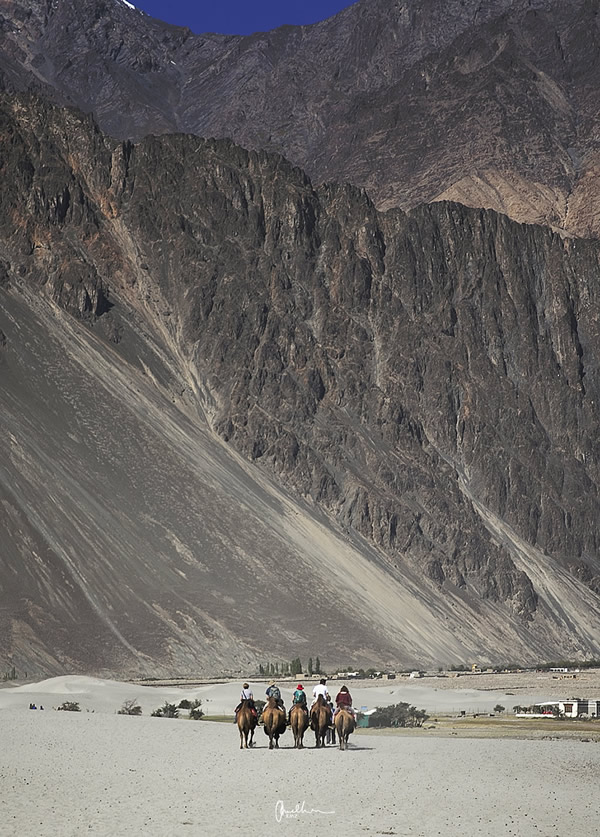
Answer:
xmin=333 ymin=684 xmax=354 ymax=719
xmin=310 ymin=678 xmax=329 ymax=709
xmin=265 ymin=681 xmax=285 ymax=712
xmin=234 ymin=683 xmax=257 ymax=721
xmin=287 ymin=683 xmax=308 ymax=724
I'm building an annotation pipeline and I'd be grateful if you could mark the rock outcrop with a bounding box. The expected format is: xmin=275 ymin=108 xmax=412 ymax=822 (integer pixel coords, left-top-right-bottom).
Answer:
xmin=2 ymin=94 xmax=600 ymax=674
xmin=3 ymin=0 xmax=600 ymax=235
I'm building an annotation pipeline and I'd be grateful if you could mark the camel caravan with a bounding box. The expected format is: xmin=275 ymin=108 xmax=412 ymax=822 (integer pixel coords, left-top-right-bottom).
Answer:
xmin=234 ymin=678 xmax=356 ymax=750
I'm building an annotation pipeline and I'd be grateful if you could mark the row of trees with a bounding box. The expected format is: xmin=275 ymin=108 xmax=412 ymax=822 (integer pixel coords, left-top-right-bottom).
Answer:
xmin=367 ymin=702 xmax=429 ymax=728
xmin=257 ymin=657 xmax=322 ymax=677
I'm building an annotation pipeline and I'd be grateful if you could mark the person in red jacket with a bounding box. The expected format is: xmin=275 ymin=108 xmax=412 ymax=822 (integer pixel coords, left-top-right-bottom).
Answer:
xmin=333 ymin=685 xmax=354 ymax=719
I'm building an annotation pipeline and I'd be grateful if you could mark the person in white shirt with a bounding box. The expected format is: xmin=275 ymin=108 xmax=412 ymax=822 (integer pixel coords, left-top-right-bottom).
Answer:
xmin=240 ymin=684 xmax=253 ymax=701
xmin=310 ymin=678 xmax=329 ymax=709
xmin=234 ymin=682 xmax=256 ymax=721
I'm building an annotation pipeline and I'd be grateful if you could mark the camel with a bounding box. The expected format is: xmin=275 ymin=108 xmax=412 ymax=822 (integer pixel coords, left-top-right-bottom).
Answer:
xmin=310 ymin=694 xmax=332 ymax=748
xmin=334 ymin=708 xmax=356 ymax=750
xmin=262 ymin=696 xmax=286 ymax=749
xmin=236 ymin=699 xmax=257 ymax=749
xmin=289 ymin=703 xmax=309 ymax=749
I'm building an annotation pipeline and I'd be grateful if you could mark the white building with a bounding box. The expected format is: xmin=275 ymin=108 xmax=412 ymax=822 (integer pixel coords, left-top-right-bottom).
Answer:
xmin=517 ymin=699 xmax=600 ymax=718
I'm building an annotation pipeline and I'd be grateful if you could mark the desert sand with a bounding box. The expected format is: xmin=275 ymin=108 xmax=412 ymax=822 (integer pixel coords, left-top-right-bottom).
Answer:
xmin=2 ymin=675 xmax=600 ymax=836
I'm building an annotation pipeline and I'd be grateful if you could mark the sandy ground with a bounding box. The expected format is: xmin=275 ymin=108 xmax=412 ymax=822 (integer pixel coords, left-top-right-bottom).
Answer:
xmin=2 ymin=707 xmax=599 ymax=837
xmin=1 ymin=676 xmax=600 ymax=836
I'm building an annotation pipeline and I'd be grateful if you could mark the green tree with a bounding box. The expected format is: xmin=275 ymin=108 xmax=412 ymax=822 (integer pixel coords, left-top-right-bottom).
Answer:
xmin=290 ymin=657 xmax=303 ymax=676
xmin=493 ymin=704 xmax=505 ymax=714
xmin=189 ymin=699 xmax=204 ymax=720
xmin=151 ymin=702 xmax=179 ymax=718
xmin=308 ymin=658 xmax=313 ymax=676
xmin=315 ymin=656 xmax=321 ymax=674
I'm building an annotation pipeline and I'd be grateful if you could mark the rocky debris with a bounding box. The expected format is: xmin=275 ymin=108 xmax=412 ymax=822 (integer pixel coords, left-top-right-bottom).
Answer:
xmin=2 ymin=0 xmax=600 ymax=235
xmin=2 ymin=93 xmax=600 ymax=673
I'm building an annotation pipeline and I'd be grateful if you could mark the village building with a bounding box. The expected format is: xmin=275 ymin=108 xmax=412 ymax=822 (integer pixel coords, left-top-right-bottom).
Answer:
xmin=517 ymin=699 xmax=600 ymax=718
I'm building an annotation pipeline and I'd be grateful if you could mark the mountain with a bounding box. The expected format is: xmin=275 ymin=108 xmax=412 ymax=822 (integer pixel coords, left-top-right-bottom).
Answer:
xmin=2 ymin=93 xmax=600 ymax=675
xmin=3 ymin=0 xmax=600 ymax=236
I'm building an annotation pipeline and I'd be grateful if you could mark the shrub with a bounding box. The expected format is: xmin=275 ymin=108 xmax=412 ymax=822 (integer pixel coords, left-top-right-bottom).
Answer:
xmin=188 ymin=699 xmax=204 ymax=720
xmin=59 ymin=701 xmax=81 ymax=712
xmin=178 ymin=699 xmax=192 ymax=710
xmin=493 ymin=704 xmax=505 ymax=714
xmin=151 ymin=702 xmax=179 ymax=718
xmin=118 ymin=699 xmax=142 ymax=716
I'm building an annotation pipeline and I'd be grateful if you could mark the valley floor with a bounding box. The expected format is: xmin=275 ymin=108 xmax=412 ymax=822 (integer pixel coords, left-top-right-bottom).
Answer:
xmin=2 ymin=706 xmax=599 ymax=836
xmin=2 ymin=675 xmax=600 ymax=835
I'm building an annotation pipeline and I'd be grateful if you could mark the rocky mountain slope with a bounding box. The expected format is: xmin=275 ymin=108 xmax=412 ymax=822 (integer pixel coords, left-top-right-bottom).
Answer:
xmin=2 ymin=93 xmax=600 ymax=675
xmin=3 ymin=0 xmax=600 ymax=235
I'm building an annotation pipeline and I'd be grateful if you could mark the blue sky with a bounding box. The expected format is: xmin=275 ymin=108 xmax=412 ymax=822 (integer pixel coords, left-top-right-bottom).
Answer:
xmin=131 ymin=0 xmax=354 ymax=35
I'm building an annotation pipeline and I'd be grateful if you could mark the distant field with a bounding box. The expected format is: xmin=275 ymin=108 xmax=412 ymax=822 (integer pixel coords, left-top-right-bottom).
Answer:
xmin=359 ymin=715 xmax=600 ymax=741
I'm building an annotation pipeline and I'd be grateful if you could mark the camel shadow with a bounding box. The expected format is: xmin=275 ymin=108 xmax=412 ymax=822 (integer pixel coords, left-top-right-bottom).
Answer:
xmin=341 ymin=744 xmax=375 ymax=750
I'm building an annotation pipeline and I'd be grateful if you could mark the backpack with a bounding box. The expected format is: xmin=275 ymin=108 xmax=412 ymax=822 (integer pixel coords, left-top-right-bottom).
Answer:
xmin=269 ymin=686 xmax=281 ymax=700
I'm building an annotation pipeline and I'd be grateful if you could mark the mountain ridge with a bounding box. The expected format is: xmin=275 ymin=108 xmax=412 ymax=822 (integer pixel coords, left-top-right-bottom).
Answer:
xmin=3 ymin=0 xmax=600 ymax=235
xmin=2 ymin=92 xmax=600 ymax=674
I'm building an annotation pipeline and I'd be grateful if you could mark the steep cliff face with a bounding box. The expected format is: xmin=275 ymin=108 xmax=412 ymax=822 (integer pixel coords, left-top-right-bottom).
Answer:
xmin=2 ymin=94 xmax=600 ymax=674
xmin=3 ymin=0 xmax=600 ymax=235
